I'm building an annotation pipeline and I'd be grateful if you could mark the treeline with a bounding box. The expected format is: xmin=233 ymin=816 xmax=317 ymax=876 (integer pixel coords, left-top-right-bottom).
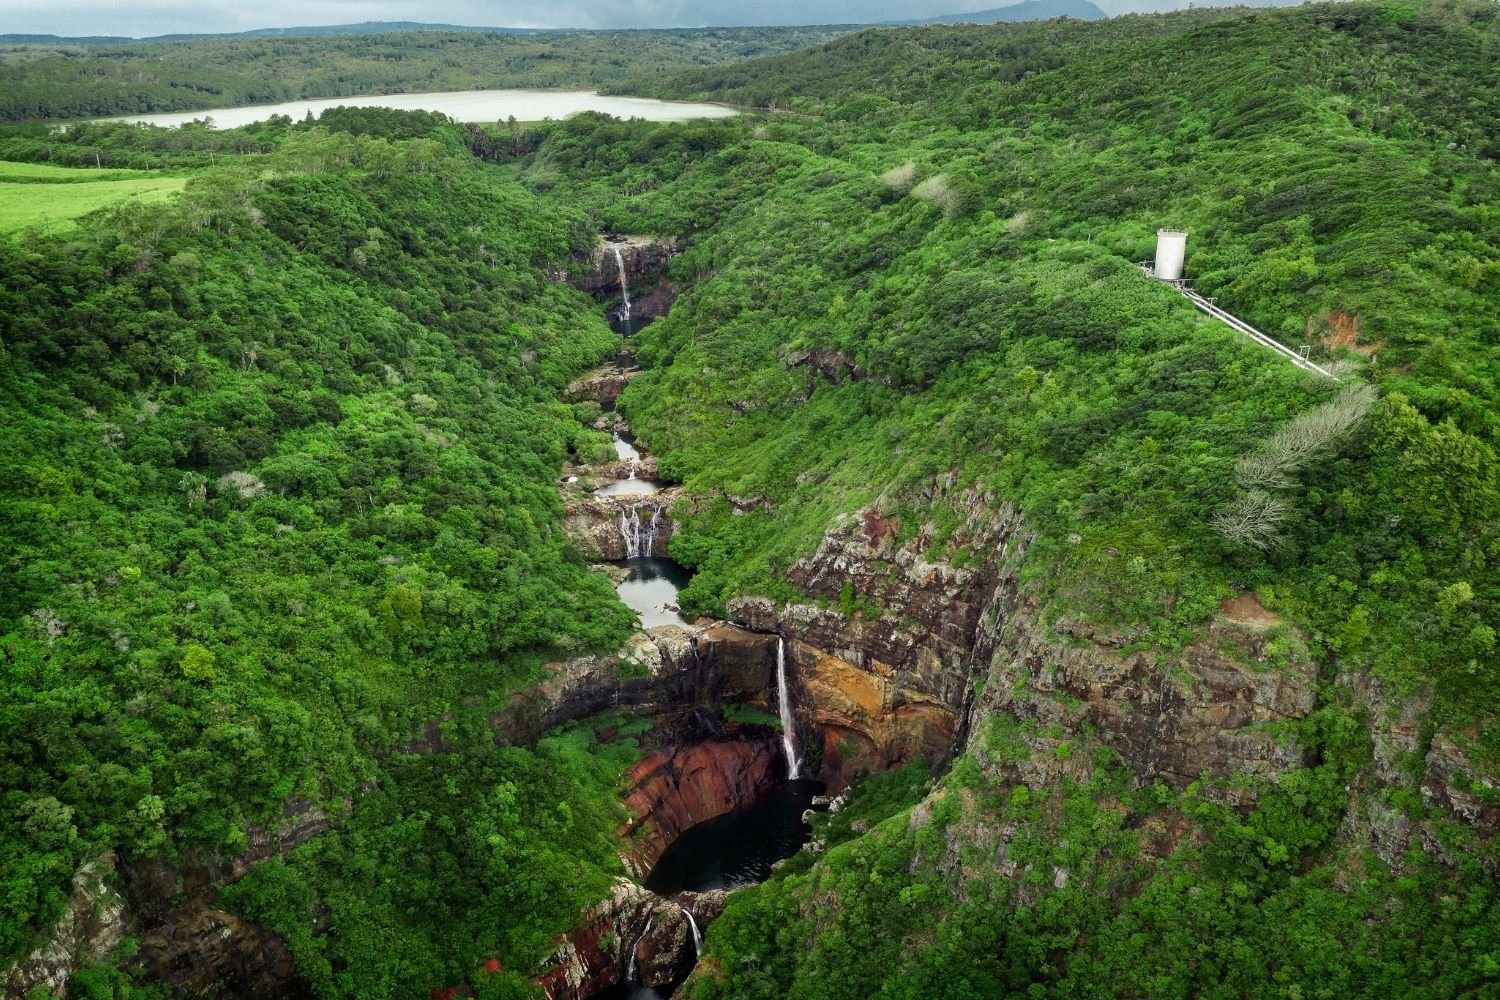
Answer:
xmin=0 ymin=26 xmax=852 ymax=122
xmin=0 ymin=114 xmax=638 ymax=990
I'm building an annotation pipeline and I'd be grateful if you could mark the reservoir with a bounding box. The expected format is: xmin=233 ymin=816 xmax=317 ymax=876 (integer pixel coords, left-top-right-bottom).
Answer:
xmin=101 ymin=89 xmax=739 ymax=129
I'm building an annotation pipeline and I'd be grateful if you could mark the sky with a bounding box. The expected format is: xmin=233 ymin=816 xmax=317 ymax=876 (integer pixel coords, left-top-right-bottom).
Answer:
xmin=0 ymin=0 xmax=1240 ymax=37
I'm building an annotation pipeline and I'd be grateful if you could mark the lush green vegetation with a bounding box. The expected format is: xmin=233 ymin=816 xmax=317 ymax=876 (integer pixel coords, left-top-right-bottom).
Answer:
xmin=692 ymin=716 xmax=1500 ymax=999
xmin=0 ymin=27 xmax=852 ymax=122
xmin=497 ymin=3 xmax=1498 ymax=993
xmin=3 ymin=1 xmax=1498 ymax=996
xmin=222 ymin=725 xmax=637 ymax=999
xmin=0 ymin=114 xmax=636 ymax=981
xmin=522 ymin=0 xmax=1497 ymax=731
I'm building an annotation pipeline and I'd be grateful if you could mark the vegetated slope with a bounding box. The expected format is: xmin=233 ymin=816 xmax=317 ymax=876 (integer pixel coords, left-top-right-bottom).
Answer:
xmin=579 ymin=0 xmax=1497 ymax=705
xmin=516 ymin=2 xmax=1500 ymax=993
xmin=0 ymin=116 xmax=640 ymax=993
xmin=0 ymin=26 xmax=853 ymax=122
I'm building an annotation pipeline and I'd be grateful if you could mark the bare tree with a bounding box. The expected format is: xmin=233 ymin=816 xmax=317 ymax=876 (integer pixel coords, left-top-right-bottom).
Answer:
xmin=1212 ymin=489 xmax=1291 ymax=550
xmin=1235 ymin=382 xmax=1378 ymax=490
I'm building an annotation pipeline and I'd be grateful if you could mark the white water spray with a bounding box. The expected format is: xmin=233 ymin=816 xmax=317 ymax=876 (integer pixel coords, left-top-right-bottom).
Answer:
xmin=618 ymin=502 xmax=662 ymax=559
xmin=776 ymin=637 xmax=802 ymax=779
xmin=612 ymin=245 xmax=631 ymax=323
xmin=626 ymin=915 xmax=653 ymax=983
xmin=682 ymin=908 xmax=702 ymax=956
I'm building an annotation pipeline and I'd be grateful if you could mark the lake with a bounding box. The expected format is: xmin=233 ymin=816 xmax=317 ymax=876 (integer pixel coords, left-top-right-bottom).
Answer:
xmin=102 ymin=89 xmax=739 ymax=130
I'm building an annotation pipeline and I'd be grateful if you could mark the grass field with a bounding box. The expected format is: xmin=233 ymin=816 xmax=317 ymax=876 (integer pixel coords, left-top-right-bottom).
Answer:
xmin=0 ymin=160 xmax=189 ymax=233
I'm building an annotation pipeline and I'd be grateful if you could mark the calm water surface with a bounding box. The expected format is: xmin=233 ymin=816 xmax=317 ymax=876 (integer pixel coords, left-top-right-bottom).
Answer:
xmin=102 ymin=89 xmax=737 ymax=129
xmin=646 ymin=779 xmax=825 ymax=894
xmin=615 ymin=557 xmax=690 ymax=629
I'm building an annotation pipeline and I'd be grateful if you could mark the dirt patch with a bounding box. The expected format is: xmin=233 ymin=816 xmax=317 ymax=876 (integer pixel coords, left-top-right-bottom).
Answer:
xmin=1219 ymin=593 xmax=1281 ymax=630
xmin=1312 ymin=310 xmax=1380 ymax=356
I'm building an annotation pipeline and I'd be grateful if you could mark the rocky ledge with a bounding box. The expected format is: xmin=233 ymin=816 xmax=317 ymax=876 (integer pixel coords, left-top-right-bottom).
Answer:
xmin=562 ymin=234 xmax=679 ymax=311
xmin=539 ymin=881 xmax=727 ymax=999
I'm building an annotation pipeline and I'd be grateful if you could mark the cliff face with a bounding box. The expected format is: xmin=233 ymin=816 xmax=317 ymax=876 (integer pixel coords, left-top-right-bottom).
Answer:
xmin=724 ymin=487 xmax=1025 ymax=789
xmin=729 ymin=488 xmax=1323 ymax=798
xmin=4 ymin=856 xmax=126 ymax=1000
xmin=4 ymin=803 xmax=326 ymax=1000
xmin=619 ymin=738 xmax=782 ymax=876
xmin=563 ymin=235 xmax=679 ymax=312
xmin=538 ymin=881 xmax=727 ymax=999
xmin=563 ymin=487 xmax=681 ymax=562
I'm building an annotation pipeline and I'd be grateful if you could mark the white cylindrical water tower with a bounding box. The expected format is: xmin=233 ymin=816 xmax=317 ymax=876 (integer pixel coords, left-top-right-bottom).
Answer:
xmin=1155 ymin=229 xmax=1187 ymax=281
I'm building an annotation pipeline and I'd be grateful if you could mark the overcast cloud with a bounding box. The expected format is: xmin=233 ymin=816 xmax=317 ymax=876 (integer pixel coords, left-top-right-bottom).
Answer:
xmin=0 ymin=0 xmax=1234 ymax=37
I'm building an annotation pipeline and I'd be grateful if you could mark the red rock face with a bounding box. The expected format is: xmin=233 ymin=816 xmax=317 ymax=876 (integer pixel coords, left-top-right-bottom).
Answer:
xmin=619 ymin=737 xmax=782 ymax=875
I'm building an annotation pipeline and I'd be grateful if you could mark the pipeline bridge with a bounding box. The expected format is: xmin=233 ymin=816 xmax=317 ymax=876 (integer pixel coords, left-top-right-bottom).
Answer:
xmin=1140 ymin=262 xmax=1339 ymax=380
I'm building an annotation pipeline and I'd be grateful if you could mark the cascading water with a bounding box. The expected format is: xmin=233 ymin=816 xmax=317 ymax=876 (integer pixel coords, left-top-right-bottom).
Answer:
xmin=776 ymin=637 xmax=802 ymax=780
xmin=681 ymin=909 xmax=702 ymax=957
xmin=620 ymin=506 xmax=642 ymax=559
xmin=618 ymin=503 xmax=662 ymax=560
xmin=612 ymin=245 xmax=631 ymax=323
xmin=644 ymin=505 xmax=662 ymax=557
xmin=625 ymin=916 xmax=653 ymax=983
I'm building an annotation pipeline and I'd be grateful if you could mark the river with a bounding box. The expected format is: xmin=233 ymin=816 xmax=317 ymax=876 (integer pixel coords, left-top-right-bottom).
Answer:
xmin=101 ymin=89 xmax=739 ymax=129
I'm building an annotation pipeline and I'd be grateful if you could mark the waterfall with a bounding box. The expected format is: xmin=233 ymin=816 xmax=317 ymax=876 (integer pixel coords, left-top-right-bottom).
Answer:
xmin=776 ymin=637 xmax=802 ymax=779
xmin=618 ymin=502 xmax=662 ymax=560
xmin=612 ymin=245 xmax=631 ymax=323
xmin=620 ymin=505 xmax=641 ymax=559
xmin=644 ymin=504 xmax=662 ymax=557
xmin=682 ymin=908 xmax=702 ymax=957
xmin=626 ymin=916 xmax=653 ymax=983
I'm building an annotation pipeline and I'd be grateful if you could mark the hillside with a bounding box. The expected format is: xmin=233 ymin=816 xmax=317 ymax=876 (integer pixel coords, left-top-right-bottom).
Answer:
xmin=916 ymin=0 xmax=1107 ymax=23
xmin=524 ymin=2 xmax=1500 ymax=994
xmin=0 ymin=26 xmax=853 ymax=122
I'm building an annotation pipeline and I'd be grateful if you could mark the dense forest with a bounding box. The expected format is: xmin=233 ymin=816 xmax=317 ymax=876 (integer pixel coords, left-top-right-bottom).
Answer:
xmin=0 ymin=26 xmax=851 ymax=123
xmin=0 ymin=114 xmax=645 ymax=996
xmin=1 ymin=0 xmax=1497 ymax=997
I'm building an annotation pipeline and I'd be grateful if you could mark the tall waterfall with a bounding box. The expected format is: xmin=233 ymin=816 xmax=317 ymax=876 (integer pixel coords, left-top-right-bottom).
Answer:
xmin=619 ymin=502 xmax=663 ymax=559
xmin=626 ymin=915 xmax=653 ymax=983
xmin=682 ymin=908 xmax=702 ymax=957
xmin=612 ymin=245 xmax=631 ymax=323
xmin=776 ymin=637 xmax=802 ymax=779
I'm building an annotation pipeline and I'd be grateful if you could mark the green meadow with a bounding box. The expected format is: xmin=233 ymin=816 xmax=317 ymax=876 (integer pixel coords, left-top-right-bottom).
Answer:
xmin=0 ymin=160 xmax=188 ymax=233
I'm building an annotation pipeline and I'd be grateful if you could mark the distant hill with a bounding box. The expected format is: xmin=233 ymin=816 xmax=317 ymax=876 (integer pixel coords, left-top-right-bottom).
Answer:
xmin=0 ymin=22 xmax=565 ymax=45
xmin=918 ymin=0 xmax=1107 ymax=23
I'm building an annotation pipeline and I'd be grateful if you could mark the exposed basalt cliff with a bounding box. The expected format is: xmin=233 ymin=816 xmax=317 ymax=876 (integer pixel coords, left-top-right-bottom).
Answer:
xmin=563 ymin=486 xmax=682 ymax=561
xmin=563 ymin=235 xmax=679 ymax=313
xmin=620 ymin=738 xmax=781 ymax=875
xmin=724 ymin=486 xmax=1329 ymax=799
xmin=539 ymin=881 xmax=727 ymax=999
xmin=1338 ymin=671 xmax=1500 ymax=873
xmin=4 ymin=803 xmax=326 ymax=1000
xmin=725 ymin=487 xmax=1025 ymax=789
xmin=974 ymin=608 xmax=1319 ymax=800
xmin=4 ymin=855 xmax=126 ymax=1000
xmin=567 ymin=362 xmax=642 ymax=409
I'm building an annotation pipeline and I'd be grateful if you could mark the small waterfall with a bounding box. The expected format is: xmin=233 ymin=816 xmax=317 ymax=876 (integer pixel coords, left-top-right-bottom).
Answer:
xmin=776 ymin=637 xmax=802 ymax=779
xmin=620 ymin=505 xmax=641 ymax=559
xmin=612 ymin=245 xmax=631 ymax=323
xmin=644 ymin=504 xmax=662 ymax=557
xmin=626 ymin=915 xmax=653 ymax=983
xmin=618 ymin=502 xmax=662 ymax=559
xmin=682 ymin=908 xmax=702 ymax=956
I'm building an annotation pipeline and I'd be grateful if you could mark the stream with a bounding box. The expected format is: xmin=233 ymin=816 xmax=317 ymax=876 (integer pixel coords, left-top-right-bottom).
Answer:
xmin=584 ymin=266 xmax=819 ymax=999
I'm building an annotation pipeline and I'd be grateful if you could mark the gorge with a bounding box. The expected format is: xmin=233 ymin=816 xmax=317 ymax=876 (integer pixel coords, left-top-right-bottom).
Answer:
xmin=2 ymin=4 xmax=1497 ymax=997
